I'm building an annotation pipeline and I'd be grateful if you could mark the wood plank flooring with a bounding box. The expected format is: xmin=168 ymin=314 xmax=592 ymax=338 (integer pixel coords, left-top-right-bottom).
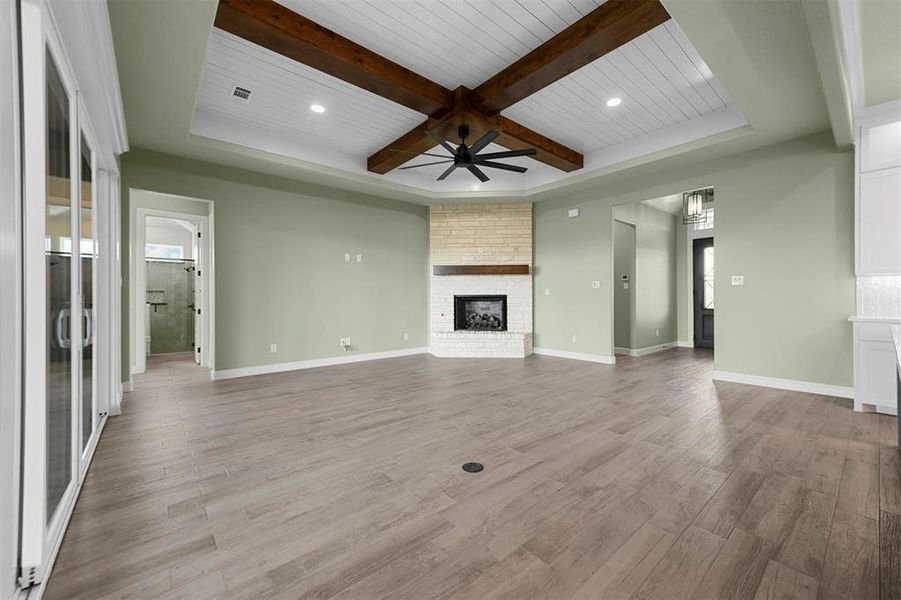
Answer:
xmin=44 ymin=349 xmax=901 ymax=599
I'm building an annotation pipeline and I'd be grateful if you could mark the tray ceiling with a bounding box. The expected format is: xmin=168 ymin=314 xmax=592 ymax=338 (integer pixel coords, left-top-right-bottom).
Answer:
xmin=190 ymin=0 xmax=746 ymax=193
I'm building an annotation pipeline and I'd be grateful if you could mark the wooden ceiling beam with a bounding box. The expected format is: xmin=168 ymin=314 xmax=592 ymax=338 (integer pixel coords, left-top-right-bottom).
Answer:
xmin=214 ymin=0 xmax=452 ymax=115
xmin=367 ymin=103 xmax=583 ymax=174
xmin=472 ymin=0 xmax=671 ymax=115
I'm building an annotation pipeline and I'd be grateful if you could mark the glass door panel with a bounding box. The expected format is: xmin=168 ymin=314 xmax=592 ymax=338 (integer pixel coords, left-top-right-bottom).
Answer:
xmin=80 ymin=134 xmax=94 ymax=451
xmin=45 ymin=50 xmax=73 ymax=523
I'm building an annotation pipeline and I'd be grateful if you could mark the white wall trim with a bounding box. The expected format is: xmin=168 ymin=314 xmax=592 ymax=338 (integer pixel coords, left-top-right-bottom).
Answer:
xmin=533 ymin=347 xmax=616 ymax=365
xmin=211 ymin=347 xmax=430 ymax=381
xmin=834 ymin=0 xmax=865 ymax=123
xmin=713 ymin=370 xmax=854 ymax=399
xmin=675 ymin=340 xmax=694 ymax=348
xmin=614 ymin=343 xmax=677 ymax=357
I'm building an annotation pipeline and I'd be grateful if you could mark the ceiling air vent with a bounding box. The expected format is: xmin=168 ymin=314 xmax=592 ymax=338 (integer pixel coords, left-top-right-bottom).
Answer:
xmin=229 ymin=85 xmax=252 ymax=103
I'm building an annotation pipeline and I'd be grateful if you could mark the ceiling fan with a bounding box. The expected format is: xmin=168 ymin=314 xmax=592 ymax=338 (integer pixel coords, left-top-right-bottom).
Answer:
xmin=393 ymin=125 xmax=537 ymax=182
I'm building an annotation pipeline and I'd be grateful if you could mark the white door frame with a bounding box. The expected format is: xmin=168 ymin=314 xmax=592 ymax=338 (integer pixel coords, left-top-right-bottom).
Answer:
xmin=685 ymin=205 xmax=715 ymax=348
xmin=0 ymin=0 xmax=24 ymax=596
xmin=130 ymin=204 xmax=214 ymax=375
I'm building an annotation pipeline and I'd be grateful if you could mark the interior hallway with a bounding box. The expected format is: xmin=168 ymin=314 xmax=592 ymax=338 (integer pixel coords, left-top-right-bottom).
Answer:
xmin=45 ymin=350 xmax=900 ymax=599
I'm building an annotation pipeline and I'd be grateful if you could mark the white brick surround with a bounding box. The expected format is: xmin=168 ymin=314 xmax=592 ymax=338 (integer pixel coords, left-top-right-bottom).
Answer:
xmin=429 ymin=204 xmax=533 ymax=358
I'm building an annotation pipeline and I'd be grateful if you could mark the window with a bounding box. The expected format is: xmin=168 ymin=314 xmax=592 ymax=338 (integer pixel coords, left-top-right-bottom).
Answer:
xmin=694 ymin=207 xmax=714 ymax=231
xmin=703 ymin=246 xmax=715 ymax=309
xmin=145 ymin=243 xmax=184 ymax=260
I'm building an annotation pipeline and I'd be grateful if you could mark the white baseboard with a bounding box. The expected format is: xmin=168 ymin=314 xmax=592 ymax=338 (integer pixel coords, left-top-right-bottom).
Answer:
xmin=675 ymin=341 xmax=694 ymax=348
xmin=211 ymin=347 xmax=430 ymax=381
xmin=713 ymin=370 xmax=854 ymax=399
xmin=121 ymin=380 xmax=133 ymax=393
xmin=533 ymin=347 xmax=616 ymax=365
xmin=614 ymin=343 xmax=677 ymax=357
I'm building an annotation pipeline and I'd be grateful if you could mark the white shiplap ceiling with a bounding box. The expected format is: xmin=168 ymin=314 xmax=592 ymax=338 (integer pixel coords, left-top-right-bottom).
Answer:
xmin=190 ymin=1 xmax=746 ymax=193
xmin=276 ymin=0 xmax=607 ymax=89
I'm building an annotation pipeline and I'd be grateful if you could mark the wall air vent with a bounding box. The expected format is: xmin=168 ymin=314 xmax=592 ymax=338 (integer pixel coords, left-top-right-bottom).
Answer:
xmin=229 ymin=85 xmax=252 ymax=103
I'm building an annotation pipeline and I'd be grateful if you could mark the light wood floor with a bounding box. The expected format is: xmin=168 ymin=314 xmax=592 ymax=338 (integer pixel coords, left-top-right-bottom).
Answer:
xmin=45 ymin=349 xmax=900 ymax=599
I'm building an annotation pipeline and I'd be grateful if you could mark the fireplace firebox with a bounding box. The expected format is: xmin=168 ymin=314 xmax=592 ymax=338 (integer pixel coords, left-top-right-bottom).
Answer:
xmin=454 ymin=295 xmax=507 ymax=331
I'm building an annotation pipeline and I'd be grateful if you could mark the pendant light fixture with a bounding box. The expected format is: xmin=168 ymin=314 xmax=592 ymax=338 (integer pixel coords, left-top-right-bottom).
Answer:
xmin=682 ymin=187 xmax=712 ymax=225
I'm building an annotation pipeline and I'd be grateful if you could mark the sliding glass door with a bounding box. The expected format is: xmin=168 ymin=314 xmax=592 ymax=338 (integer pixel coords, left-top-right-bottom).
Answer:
xmin=44 ymin=49 xmax=75 ymax=526
xmin=20 ymin=0 xmax=107 ymax=584
xmin=80 ymin=133 xmax=96 ymax=458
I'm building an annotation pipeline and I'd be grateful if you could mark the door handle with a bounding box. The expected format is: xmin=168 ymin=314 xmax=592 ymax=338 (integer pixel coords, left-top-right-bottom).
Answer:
xmin=55 ymin=308 xmax=71 ymax=349
xmin=83 ymin=308 xmax=93 ymax=347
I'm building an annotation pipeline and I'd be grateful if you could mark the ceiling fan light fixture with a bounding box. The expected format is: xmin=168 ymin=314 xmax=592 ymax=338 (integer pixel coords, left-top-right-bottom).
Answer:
xmin=310 ymin=104 xmax=326 ymax=113
xmin=606 ymin=97 xmax=622 ymax=107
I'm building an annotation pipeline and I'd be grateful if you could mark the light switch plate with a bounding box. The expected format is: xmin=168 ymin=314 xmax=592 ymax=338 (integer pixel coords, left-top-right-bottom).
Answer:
xmin=270 ymin=344 xmax=278 ymax=353
xmin=344 ymin=253 xmax=351 ymax=262
xmin=544 ymin=288 xmax=550 ymax=296
xmin=623 ymin=282 xmax=629 ymax=289
xmin=591 ymin=280 xmax=601 ymax=289
xmin=567 ymin=208 xmax=580 ymax=218
xmin=731 ymin=275 xmax=745 ymax=286
xmin=356 ymin=254 xmax=363 ymax=263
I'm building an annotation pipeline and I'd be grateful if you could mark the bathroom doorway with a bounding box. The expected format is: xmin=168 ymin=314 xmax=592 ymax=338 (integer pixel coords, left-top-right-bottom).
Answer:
xmin=145 ymin=216 xmax=198 ymax=361
xmin=130 ymin=190 xmax=214 ymax=377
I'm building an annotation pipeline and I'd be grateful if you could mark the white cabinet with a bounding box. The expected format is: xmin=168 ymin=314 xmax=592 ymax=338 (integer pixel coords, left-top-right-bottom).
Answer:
xmin=852 ymin=320 xmax=900 ymax=414
xmin=858 ymin=167 xmax=901 ymax=275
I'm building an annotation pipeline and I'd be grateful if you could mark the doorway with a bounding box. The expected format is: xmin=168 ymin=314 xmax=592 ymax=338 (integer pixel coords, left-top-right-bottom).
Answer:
xmin=613 ymin=220 xmax=636 ymax=350
xmin=131 ymin=200 xmax=213 ymax=376
xmin=144 ymin=216 xmax=199 ymax=365
xmin=693 ymin=237 xmax=714 ymax=348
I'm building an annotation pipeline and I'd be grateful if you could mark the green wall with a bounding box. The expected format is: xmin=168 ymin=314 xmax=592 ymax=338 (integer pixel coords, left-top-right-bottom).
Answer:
xmin=121 ymin=149 xmax=428 ymax=378
xmin=534 ymin=131 xmax=855 ymax=387
xmin=613 ymin=202 xmax=678 ymax=350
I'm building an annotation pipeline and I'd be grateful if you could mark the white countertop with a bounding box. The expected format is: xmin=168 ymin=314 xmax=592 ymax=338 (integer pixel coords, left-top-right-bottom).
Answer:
xmin=847 ymin=315 xmax=901 ymax=324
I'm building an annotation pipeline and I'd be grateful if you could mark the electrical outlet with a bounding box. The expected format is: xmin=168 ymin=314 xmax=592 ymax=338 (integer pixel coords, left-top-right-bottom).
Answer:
xmin=270 ymin=343 xmax=278 ymax=353
xmin=544 ymin=288 xmax=550 ymax=296
xmin=591 ymin=280 xmax=600 ymax=289
xmin=568 ymin=208 xmax=580 ymax=218
xmin=356 ymin=254 xmax=363 ymax=263
xmin=571 ymin=334 xmax=578 ymax=343
xmin=344 ymin=253 xmax=351 ymax=262
xmin=731 ymin=275 xmax=745 ymax=286
xmin=403 ymin=332 xmax=409 ymax=341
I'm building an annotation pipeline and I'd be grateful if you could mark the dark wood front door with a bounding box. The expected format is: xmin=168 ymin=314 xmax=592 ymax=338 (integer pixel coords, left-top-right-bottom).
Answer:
xmin=693 ymin=237 xmax=714 ymax=348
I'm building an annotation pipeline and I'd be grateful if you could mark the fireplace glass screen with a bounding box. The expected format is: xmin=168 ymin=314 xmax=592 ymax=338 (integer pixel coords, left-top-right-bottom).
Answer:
xmin=454 ymin=295 xmax=507 ymax=331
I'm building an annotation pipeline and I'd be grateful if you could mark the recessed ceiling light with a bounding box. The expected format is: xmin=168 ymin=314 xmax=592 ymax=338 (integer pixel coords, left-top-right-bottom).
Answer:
xmin=606 ymin=97 xmax=622 ymax=107
xmin=310 ymin=104 xmax=326 ymax=113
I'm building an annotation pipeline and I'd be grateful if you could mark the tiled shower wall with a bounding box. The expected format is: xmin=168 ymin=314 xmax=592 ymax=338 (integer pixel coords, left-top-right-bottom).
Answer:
xmin=146 ymin=260 xmax=195 ymax=354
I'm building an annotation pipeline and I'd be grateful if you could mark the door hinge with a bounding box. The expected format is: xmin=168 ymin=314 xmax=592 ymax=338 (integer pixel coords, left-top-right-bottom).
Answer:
xmin=197 ymin=270 xmax=201 ymax=276
xmin=196 ymin=308 xmax=201 ymax=315
xmin=196 ymin=347 xmax=200 ymax=353
xmin=18 ymin=565 xmax=40 ymax=589
xmin=197 ymin=231 xmax=201 ymax=238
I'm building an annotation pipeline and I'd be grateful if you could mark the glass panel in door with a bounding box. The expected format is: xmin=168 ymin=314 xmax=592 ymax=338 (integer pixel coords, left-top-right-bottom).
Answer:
xmin=80 ymin=134 xmax=94 ymax=451
xmin=45 ymin=50 xmax=72 ymax=522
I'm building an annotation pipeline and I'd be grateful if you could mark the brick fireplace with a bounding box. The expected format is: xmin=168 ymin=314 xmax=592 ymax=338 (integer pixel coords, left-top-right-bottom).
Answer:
xmin=429 ymin=203 xmax=533 ymax=358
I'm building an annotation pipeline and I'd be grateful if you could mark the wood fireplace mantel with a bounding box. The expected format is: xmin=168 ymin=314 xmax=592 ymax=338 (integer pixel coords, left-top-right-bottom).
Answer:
xmin=432 ymin=265 xmax=530 ymax=276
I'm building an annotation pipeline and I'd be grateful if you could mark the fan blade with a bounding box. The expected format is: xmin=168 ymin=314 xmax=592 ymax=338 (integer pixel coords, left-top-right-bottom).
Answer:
xmin=473 ymin=148 xmax=537 ymax=161
xmin=436 ymin=164 xmax=457 ymax=181
xmin=476 ymin=160 xmax=527 ymax=173
xmin=427 ymin=130 xmax=458 ymax=156
xmin=389 ymin=150 xmax=452 ymax=159
xmin=467 ymin=164 xmax=490 ymax=182
xmin=399 ymin=160 xmax=454 ymax=170
xmin=468 ymin=130 xmax=499 ymax=155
